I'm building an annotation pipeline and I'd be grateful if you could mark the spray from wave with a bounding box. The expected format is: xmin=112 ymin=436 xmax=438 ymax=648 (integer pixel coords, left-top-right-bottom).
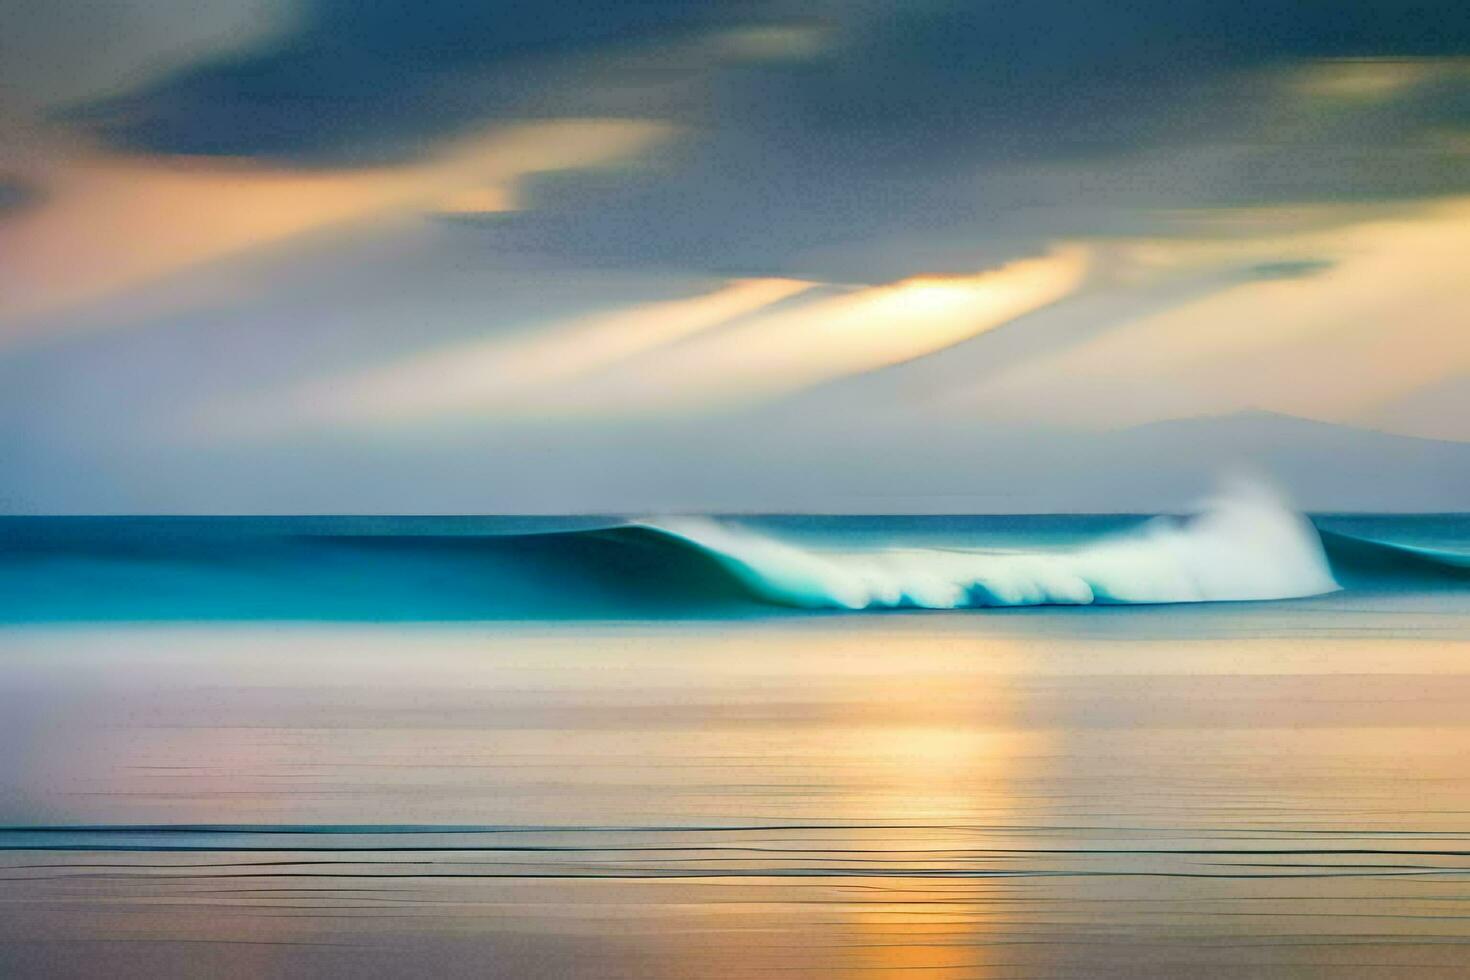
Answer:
xmin=644 ymin=479 xmax=1339 ymax=609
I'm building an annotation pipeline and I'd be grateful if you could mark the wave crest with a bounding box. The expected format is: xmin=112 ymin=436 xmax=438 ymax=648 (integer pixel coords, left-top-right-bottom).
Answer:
xmin=644 ymin=481 xmax=1339 ymax=609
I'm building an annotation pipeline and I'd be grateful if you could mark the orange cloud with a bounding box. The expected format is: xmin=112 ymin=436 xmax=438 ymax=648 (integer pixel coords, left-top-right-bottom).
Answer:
xmin=0 ymin=119 xmax=670 ymax=336
xmin=554 ymin=245 xmax=1091 ymax=413
xmin=962 ymin=197 xmax=1470 ymax=432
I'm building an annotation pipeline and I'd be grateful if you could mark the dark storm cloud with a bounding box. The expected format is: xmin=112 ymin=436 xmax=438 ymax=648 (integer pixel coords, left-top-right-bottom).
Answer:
xmin=72 ymin=0 xmax=788 ymax=165
xmin=71 ymin=0 xmax=1470 ymax=278
xmin=79 ymin=0 xmax=1470 ymax=164
xmin=0 ymin=177 xmax=42 ymax=218
xmin=465 ymin=1 xmax=1470 ymax=280
xmin=765 ymin=1 xmax=1470 ymax=161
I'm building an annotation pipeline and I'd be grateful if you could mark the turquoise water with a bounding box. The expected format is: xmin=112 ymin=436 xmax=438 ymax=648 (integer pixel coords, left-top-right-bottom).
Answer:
xmin=2 ymin=512 xmax=1467 ymax=621
xmin=2 ymin=511 xmax=1470 ymax=977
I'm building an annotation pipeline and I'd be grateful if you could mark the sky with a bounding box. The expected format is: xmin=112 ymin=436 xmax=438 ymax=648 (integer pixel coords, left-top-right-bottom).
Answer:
xmin=2 ymin=0 xmax=1469 ymax=513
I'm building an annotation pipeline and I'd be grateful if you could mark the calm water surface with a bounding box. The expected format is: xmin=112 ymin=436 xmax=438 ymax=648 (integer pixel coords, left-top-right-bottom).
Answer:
xmin=3 ymin=602 xmax=1470 ymax=978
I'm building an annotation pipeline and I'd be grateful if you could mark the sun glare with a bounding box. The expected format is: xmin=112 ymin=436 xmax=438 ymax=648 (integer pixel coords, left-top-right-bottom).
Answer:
xmin=879 ymin=278 xmax=982 ymax=317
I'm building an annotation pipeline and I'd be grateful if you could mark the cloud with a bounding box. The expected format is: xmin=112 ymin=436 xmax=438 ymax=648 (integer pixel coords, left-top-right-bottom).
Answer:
xmin=448 ymin=57 xmax=1470 ymax=283
xmin=69 ymin=3 xmax=1470 ymax=175
xmin=952 ymin=197 xmax=1470 ymax=430
xmin=69 ymin=0 xmax=806 ymax=165
xmin=0 ymin=0 xmax=291 ymax=116
xmin=0 ymin=119 xmax=669 ymax=330
xmin=4 ymin=191 xmax=1464 ymax=512
xmin=562 ymin=247 xmax=1090 ymax=414
xmin=1293 ymin=58 xmax=1457 ymax=102
xmin=0 ymin=176 xmax=42 ymax=217
xmin=44 ymin=0 xmax=1470 ymax=286
xmin=7 ymin=0 xmax=1470 ymax=512
xmin=211 ymin=245 xmax=1089 ymax=435
xmin=1244 ymin=260 xmax=1336 ymax=280
xmin=226 ymin=276 xmax=816 ymax=433
xmin=538 ymin=53 xmax=1470 ymax=273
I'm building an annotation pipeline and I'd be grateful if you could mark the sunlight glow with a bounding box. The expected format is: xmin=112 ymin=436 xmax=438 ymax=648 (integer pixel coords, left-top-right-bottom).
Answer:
xmin=221 ymin=245 xmax=1090 ymax=432
xmin=229 ymin=276 xmax=815 ymax=433
xmin=0 ymin=119 xmax=671 ymax=333
xmin=563 ymin=245 xmax=1092 ymax=412
xmin=965 ymin=197 xmax=1470 ymax=432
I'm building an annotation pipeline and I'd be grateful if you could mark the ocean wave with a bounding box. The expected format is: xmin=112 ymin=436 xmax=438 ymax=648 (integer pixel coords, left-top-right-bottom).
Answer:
xmin=2 ymin=491 xmax=1467 ymax=621
xmin=1318 ymin=529 xmax=1470 ymax=586
xmin=643 ymin=480 xmax=1339 ymax=609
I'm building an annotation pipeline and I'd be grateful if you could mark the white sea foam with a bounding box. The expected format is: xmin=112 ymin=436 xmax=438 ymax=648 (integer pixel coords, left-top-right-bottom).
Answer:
xmin=644 ymin=480 xmax=1339 ymax=609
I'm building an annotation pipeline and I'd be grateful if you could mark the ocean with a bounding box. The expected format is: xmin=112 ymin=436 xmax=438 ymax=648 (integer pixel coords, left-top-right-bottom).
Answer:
xmin=2 ymin=497 xmax=1469 ymax=977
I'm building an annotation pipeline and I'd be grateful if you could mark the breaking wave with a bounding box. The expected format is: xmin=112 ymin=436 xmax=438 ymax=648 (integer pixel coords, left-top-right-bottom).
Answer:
xmin=643 ymin=480 xmax=1339 ymax=609
xmin=3 ymin=485 xmax=1467 ymax=621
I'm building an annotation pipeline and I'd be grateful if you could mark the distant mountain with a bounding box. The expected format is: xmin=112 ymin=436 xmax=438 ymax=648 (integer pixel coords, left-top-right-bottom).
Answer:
xmin=655 ymin=409 xmax=1470 ymax=514
xmin=1043 ymin=411 xmax=1470 ymax=512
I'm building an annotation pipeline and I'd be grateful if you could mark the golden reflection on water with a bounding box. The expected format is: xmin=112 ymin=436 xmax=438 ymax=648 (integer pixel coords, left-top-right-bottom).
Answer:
xmin=2 ymin=620 xmax=1470 ymax=977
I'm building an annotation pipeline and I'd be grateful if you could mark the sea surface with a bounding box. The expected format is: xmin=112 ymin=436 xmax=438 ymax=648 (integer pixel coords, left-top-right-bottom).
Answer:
xmin=1 ymin=509 xmax=1469 ymax=978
